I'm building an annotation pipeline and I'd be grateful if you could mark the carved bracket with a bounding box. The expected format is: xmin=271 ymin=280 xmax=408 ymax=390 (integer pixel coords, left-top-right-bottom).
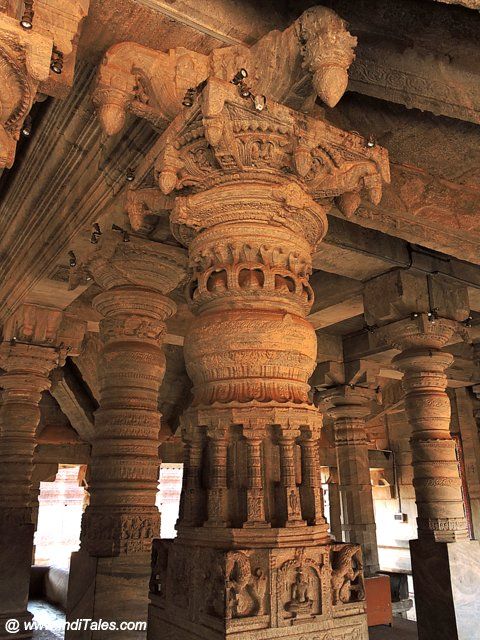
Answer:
xmin=93 ymin=6 xmax=357 ymax=138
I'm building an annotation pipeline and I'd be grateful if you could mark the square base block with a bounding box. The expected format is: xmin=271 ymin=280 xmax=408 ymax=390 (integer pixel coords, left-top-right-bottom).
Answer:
xmin=0 ymin=524 xmax=35 ymax=639
xmin=410 ymin=538 xmax=480 ymax=640
xmin=66 ymin=550 xmax=151 ymax=640
xmin=147 ymin=540 xmax=368 ymax=640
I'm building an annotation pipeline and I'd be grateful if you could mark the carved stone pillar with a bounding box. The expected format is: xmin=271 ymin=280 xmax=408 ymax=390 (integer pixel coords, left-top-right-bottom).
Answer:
xmin=140 ymin=72 xmax=389 ymax=640
xmin=0 ymin=304 xmax=85 ymax=638
xmin=319 ymin=387 xmax=380 ymax=576
xmin=66 ymin=234 xmax=186 ymax=638
xmin=371 ymin=321 xmax=468 ymax=542
xmin=364 ymin=271 xmax=478 ymax=640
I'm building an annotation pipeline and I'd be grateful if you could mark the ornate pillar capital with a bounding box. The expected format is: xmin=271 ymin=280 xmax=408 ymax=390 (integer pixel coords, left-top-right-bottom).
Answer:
xmin=86 ymin=230 xmax=187 ymax=295
xmin=318 ymin=385 xmax=376 ymax=423
xmin=372 ymin=313 xmax=468 ymax=353
xmin=154 ymin=75 xmax=389 ymax=219
xmin=0 ymin=302 xmax=87 ymax=375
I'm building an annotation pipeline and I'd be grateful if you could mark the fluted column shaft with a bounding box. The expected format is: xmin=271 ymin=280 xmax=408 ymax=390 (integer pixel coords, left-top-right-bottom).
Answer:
xmin=205 ymin=429 xmax=229 ymax=527
xmin=394 ymin=348 xmax=468 ymax=542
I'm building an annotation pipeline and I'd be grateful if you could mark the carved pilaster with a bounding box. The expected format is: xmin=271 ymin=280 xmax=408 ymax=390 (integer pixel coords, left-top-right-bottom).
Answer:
xmin=243 ymin=421 xmax=268 ymax=528
xmin=278 ymin=430 xmax=305 ymax=528
xmin=299 ymin=426 xmax=326 ymax=527
xmin=205 ymin=423 xmax=229 ymax=527
xmin=178 ymin=427 xmax=205 ymax=528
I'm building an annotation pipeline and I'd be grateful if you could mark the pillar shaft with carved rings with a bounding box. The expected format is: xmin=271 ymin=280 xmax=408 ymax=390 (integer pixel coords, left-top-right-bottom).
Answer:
xmin=140 ymin=74 xmax=389 ymax=640
xmin=319 ymin=386 xmax=380 ymax=576
xmin=78 ymin=237 xmax=187 ymax=556
xmin=0 ymin=345 xmax=58 ymax=516
xmin=0 ymin=304 xmax=85 ymax=639
xmin=394 ymin=346 xmax=468 ymax=542
xmin=372 ymin=314 xmax=469 ymax=542
xmin=65 ymin=235 xmax=186 ymax=639
xmin=80 ymin=286 xmax=177 ymax=555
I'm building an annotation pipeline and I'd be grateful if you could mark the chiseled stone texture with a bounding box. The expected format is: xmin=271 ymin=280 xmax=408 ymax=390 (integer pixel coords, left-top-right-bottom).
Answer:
xmin=66 ymin=550 xmax=151 ymax=639
xmin=410 ymin=539 xmax=480 ymax=640
xmin=149 ymin=541 xmax=368 ymax=640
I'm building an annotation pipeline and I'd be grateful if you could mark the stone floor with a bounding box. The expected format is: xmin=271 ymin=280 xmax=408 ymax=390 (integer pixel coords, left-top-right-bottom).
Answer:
xmin=29 ymin=600 xmax=65 ymax=640
xmin=28 ymin=600 xmax=418 ymax=640
xmin=369 ymin=618 xmax=418 ymax=640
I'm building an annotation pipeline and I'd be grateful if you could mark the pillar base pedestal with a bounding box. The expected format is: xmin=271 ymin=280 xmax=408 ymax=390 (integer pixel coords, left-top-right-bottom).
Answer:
xmin=0 ymin=523 xmax=35 ymax=639
xmin=66 ymin=550 xmax=151 ymax=639
xmin=147 ymin=539 xmax=368 ymax=640
xmin=0 ymin=611 xmax=34 ymax=640
xmin=410 ymin=538 xmax=480 ymax=640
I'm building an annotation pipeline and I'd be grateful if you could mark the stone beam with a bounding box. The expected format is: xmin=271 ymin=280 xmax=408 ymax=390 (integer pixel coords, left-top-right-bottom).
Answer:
xmin=308 ymin=271 xmax=364 ymax=330
xmin=316 ymin=216 xmax=410 ymax=279
xmin=50 ymin=364 xmax=95 ymax=442
xmin=87 ymin=0 xmax=480 ymax=127
xmin=336 ymin=163 xmax=480 ymax=266
xmin=34 ymin=442 xmax=91 ymax=465
xmin=2 ymin=66 xmax=480 ymax=330
xmin=88 ymin=0 xmax=480 ymax=127
xmin=324 ymin=0 xmax=480 ymax=126
xmin=0 ymin=61 xmax=156 ymax=323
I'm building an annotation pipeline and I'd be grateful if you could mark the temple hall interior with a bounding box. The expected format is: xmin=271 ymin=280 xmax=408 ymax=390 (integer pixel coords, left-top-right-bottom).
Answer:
xmin=0 ymin=1 xmax=480 ymax=639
